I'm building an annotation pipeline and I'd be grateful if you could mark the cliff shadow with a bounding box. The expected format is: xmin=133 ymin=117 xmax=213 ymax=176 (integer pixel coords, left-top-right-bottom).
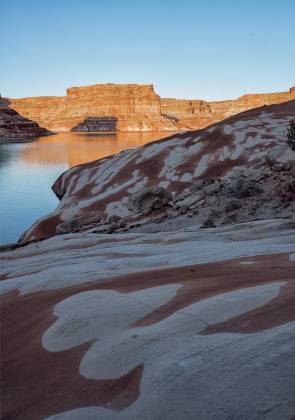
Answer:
xmin=71 ymin=116 xmax=118 ymax=133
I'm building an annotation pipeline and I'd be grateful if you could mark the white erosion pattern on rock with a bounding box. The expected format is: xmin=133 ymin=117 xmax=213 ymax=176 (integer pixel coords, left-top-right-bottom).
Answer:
xmin=1 ymin=220 xmax=295 ymax=296
xmin=1 ymin=219 xmax=295 ymax=419
xmin=1 ymin=98 xmax=295 ymax=420
xmin=18 ymin=100 xmax=295 ymax=243
xmin=46 ymin=295 xmax=295 ymax=419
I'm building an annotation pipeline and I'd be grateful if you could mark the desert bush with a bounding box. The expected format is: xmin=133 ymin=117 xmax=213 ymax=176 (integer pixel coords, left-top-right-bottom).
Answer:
xmin=225 ymin=198 xmax=242 ymax=212
xmin=287 ymin=119 xmax=295 ymax=151
xmin=201 ymin=210 xmax=219 ymax=228
xmin=225 ymin=176 xmax=263 ymax=198
xmin=201 ymin=215 xmax=216 ymax=228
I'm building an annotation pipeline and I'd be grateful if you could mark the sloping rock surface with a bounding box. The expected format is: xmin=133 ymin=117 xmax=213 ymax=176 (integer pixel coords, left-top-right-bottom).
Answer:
xmin=19 ymin=100 xmax=295 ymax=243
xmin=0 ymin=100 xmax=52 ymax=141
xmin=9 ymin=83 xmax=295 ymax=132
xmin=1 ymin=220 xmax=295 ymax=419
xmin=2 ymin=99 xmax=295 ymax=420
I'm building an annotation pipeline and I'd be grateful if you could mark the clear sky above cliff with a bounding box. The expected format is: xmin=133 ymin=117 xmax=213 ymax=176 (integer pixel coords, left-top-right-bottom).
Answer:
xmin=1 ymin=0 xmax=294 ymax=100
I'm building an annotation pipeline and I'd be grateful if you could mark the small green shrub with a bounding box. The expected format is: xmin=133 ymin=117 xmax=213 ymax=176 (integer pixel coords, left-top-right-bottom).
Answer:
xmin=225 ymin=176 xmax=263 ymax=198
xmin=287 ymin=119 xmax=295 ymax=151
xmin=225 ymin=198 xmax=242 ymax=212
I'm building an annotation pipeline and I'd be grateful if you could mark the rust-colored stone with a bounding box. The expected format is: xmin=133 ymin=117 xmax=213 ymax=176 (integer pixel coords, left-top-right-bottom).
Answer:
xmin=0 ymin=99 xmax=52 ymax=141
xmin=9 ymin=83 xmax=295 ymax=132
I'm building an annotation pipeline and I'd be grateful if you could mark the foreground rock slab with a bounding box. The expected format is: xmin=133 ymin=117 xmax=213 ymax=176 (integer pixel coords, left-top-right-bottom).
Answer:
xmin=1 ymin=220 xmax=295 ymax=419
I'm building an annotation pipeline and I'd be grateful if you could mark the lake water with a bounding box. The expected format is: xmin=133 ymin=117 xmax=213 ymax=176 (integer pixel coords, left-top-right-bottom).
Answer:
xmin=0 ymin=131 xmax=176 ymax=244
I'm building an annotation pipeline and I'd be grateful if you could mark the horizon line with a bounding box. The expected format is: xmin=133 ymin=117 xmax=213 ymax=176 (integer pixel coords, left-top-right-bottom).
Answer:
xmin=6 ymin=82 xmax=295 ymax=102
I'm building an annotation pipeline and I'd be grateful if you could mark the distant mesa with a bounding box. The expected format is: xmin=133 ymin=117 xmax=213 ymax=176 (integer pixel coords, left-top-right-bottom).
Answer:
xmin=71 ymin=116 xmax=118 ymax=132
xmin=8 ymin=83 xmax=295 ymax=133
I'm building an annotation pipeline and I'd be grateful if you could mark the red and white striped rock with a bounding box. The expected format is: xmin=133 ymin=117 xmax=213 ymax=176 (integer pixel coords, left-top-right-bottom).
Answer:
xmin=19 ymin=100 xmax=295 ymax=243
xmin=1 ymin=219 xmax=295 ymax=419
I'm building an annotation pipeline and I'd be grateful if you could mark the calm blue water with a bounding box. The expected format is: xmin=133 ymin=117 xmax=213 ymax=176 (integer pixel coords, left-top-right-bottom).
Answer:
xmin=0 ymin=144 xmax=64 ymax=244
xmin=0 ymin=132 xmax=173 ymax=244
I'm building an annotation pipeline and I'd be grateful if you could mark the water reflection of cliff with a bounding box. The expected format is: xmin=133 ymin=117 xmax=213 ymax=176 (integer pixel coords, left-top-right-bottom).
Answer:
xmin=19 ymin=132 xmax=176 ymax=167
xmin=0 ymin=145 xmax=14 ymax=167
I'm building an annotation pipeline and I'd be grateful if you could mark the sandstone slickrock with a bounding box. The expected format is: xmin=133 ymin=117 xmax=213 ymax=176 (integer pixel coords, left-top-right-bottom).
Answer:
xmin=2 ymin=98 xmax=295 ymax=420
xmin=18 ymin=100 xmax=295 ymax=243
xmin=1 ymin=220 xmax=295 ymax=419
xmin=127 ymin=187 xmax=172 ymax=214
xmin=56 ymin=215 xmax=102 ymax=235
xmin=9 ymin=83 xmax=295 ymax=133
xmin=0 ymin=96 xmax=52 ymax=141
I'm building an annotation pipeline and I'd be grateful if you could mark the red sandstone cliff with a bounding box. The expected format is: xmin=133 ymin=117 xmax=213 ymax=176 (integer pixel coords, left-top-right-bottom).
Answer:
xmin=161 ymin=87 xmax=295 ymax=129
xmin=10 ymin=84 xmax=182 ymax=132
xmin=9 ymin=83 xmax=295 ymax=133
xmin=0 ymin=97 xmax=52 ymax=141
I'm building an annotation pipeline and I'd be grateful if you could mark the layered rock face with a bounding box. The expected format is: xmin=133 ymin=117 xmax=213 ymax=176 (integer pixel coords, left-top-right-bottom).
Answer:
xmin=160 ymin=99 xmax=213 ymax=129
xmin=161 ymin=87 xmax=295 ymax=129
xmin=0 ymin=97 xmax=52 ymax=141
xmin=19 ymin=100 xmax=295 ymax=243
xmin=71 ymin=116 xmax=118 ymax=132
xmin=10 ymin=84 xmax=182 ymax=132
xmin=9 ymin=84 xmax=295 ymax=133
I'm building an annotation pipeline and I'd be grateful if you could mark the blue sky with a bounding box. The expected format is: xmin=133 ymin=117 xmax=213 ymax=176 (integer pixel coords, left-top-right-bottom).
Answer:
xmin=1 ymin=0 xmax=294 ymax=100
